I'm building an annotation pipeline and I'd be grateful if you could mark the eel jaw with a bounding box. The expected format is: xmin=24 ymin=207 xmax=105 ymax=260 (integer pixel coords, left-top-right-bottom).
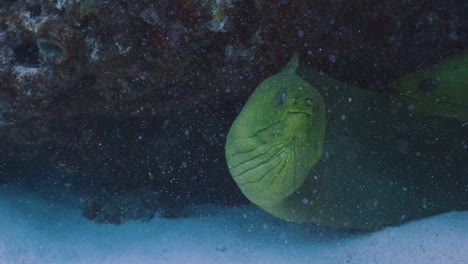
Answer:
xmin=287 ymin=110 xmax=312 ymax=116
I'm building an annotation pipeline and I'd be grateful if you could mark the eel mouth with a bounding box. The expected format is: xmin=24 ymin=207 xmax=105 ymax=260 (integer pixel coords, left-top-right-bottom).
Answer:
xmin=287 ymin=110 xmax=311 ymax=116
xmin=402 ymin=93 xmax=468 ymax=110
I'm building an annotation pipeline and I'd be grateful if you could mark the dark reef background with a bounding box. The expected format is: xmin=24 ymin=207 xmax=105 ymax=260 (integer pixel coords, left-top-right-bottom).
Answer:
xmin=0 ymin=0 xmax=466 ymax=223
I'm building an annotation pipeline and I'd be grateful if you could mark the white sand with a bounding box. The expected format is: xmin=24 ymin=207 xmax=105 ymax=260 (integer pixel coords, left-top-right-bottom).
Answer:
xmin=0 ymin=184 xmax=467 ymax=264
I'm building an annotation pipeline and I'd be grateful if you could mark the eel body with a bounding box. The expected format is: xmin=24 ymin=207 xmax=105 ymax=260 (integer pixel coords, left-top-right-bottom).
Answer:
xmin=226 ymin=53 xmax=468 ymax=230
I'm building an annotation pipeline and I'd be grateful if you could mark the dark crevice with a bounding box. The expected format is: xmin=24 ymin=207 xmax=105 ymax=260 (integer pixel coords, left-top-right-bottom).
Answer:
xmin=14 ymin=41 xmax=40 ymax=66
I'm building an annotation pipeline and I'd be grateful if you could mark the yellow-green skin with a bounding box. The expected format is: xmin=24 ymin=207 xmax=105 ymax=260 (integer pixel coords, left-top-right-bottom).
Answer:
xmin=225 ymin=53 xmax=326 ymax=212
xmin=393 ymin=50 xmax=468 ymax=122
xmin=226 ymin=53 xmax=468 ymax=230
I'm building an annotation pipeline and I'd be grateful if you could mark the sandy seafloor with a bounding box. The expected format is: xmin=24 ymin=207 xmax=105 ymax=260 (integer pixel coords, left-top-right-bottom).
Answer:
xmin=0 ymin=183 xmax=467 ymax=264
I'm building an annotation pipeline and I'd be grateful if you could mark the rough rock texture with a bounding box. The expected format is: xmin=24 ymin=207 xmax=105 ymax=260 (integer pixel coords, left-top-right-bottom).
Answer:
xmin=0 ymin=0 xmax=466 ymax=223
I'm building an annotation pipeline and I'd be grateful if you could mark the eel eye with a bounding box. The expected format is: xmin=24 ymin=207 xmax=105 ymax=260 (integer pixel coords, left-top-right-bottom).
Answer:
xmin=419 ymin=78 xmax=435 ymax=92
xmin=291 ymin=97 xmax=298 ymax=104
xmin=305 ymin=98 xmax=313 ymax=106
xmin=278 ymin=92 xmax=286 ymax=106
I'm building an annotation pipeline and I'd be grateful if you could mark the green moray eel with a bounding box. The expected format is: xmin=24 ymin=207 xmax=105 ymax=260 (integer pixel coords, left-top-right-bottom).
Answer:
xmin=226 ymin=53 xmax=468 ymax=230
xmin=393 ymin=50 xmax=468 ymax=122
xmin=225 ymin=53 xmax=326 ymax=208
